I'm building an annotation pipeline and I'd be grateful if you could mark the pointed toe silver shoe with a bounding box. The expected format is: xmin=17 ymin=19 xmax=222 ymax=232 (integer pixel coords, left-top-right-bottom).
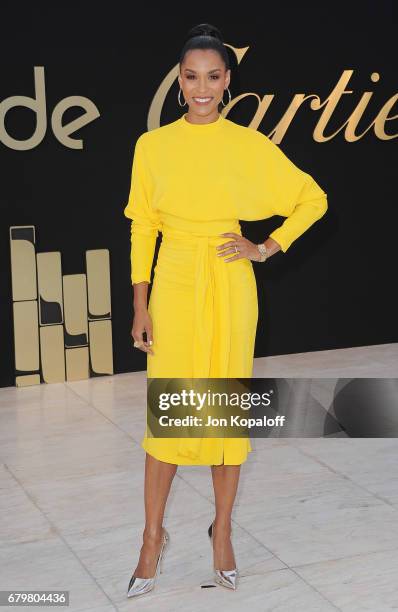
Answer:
xmin=208 ymin=522 xmax=239 ymax=590
xmin=127 ymin=527 xmax=169 ymax=598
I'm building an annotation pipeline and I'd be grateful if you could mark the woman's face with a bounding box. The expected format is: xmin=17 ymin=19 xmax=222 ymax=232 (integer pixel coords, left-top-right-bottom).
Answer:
xmin=178 ymin=48 xmax=230 ymax=120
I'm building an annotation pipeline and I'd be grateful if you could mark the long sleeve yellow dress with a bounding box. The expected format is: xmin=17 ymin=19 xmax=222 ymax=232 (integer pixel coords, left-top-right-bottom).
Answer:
xmin=124 ymin=112 xmax=328 ymax=466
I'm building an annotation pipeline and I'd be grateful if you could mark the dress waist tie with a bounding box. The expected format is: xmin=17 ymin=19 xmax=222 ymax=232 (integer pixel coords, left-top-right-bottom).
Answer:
xmin=160 ymin=224 xmax=240 ymax=460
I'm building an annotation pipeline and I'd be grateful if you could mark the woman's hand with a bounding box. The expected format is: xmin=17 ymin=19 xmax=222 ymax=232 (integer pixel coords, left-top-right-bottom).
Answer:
xmin=216 ymin=233 xmax=262 ymax=262
xmin=216 ymin=233 xmax=281 ymax=262
xmin=131 ymin=306 xmax=154 ymax=355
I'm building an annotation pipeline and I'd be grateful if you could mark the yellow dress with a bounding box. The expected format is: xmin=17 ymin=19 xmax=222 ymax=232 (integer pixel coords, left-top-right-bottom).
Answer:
xmin=124 ymin=112 xmax=328 ymax=466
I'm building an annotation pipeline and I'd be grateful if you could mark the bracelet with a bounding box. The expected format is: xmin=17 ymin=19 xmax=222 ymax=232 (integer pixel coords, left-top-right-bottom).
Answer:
xmin=256 ymin=243 xmax=268 ymax=262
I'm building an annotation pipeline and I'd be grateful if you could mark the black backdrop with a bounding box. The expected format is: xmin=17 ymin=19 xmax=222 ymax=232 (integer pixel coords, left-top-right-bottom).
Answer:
xmin=1 ymin=3 xmax=396 ymax=387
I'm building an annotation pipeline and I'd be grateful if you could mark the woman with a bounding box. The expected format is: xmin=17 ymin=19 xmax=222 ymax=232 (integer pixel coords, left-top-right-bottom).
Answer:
xmin=125 ymin=23 xmax=328 ymax=597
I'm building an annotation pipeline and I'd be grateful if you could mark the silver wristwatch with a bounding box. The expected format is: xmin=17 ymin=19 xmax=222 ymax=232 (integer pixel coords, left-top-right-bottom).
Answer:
xmin=256 ymin=243 xmax=268 ymax=262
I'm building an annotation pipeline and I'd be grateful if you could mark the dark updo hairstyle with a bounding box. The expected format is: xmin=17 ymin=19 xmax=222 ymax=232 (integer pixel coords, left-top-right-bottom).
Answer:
xmin=179 ymin=23 xmax=230 ymax=71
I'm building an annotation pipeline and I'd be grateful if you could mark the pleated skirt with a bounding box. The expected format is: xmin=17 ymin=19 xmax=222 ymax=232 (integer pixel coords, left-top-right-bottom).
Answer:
xmin=143 ymin=221 xmax=259 ymax=465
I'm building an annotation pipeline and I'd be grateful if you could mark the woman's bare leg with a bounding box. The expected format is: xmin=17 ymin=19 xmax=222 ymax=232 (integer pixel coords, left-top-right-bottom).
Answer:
xmin=133 ymin=453 xmax=177 ymax=578
xmin=210 ymin=464 xmax=240 ymax=570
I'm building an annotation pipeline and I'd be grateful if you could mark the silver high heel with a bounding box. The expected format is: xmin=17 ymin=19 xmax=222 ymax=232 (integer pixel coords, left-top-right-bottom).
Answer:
xmin=127 ymin=527 xmax=170 ymax=598
xmin=208 ymin=522 xmax=239 ymax=590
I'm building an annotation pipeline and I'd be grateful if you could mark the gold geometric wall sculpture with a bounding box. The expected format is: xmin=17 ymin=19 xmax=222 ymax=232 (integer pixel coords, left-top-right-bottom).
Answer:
xmin=9 ymin=226 xmax=114 ymax=387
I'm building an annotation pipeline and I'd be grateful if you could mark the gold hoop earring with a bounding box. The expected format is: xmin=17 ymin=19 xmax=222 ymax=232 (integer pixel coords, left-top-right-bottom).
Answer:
xmin=221 ymin=87 xmax=231 ymax=107
xmin=178 ymin=88 xmax=187 ymax=107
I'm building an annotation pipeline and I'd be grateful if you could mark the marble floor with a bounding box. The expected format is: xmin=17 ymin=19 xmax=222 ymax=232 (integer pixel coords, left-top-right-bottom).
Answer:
xmin=0 ymin=342 xmax=397 ymax=611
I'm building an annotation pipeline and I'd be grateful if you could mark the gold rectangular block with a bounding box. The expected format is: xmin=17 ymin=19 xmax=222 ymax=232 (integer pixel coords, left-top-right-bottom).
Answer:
xmin=39 ymin=325 xmax=66 ymax=383
xmin=63 ymin=274 xmax=88 ymax=347
xmin=89 ymin=320 xmax=114 ymax=375
xmin=9 ymin=226 xmax=37 ymax=301
xmin=16 ymin=374 xmax=41 ymax=387
xmin=65 ymin=347 xmax=89 ymax=381
xmin=86 ymin=249 xmax=111 ymax=320
xmin=37 ymin=252 xmax=63 ymax=325
xmin=13 ymin=301 xmax=40 ymax=372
